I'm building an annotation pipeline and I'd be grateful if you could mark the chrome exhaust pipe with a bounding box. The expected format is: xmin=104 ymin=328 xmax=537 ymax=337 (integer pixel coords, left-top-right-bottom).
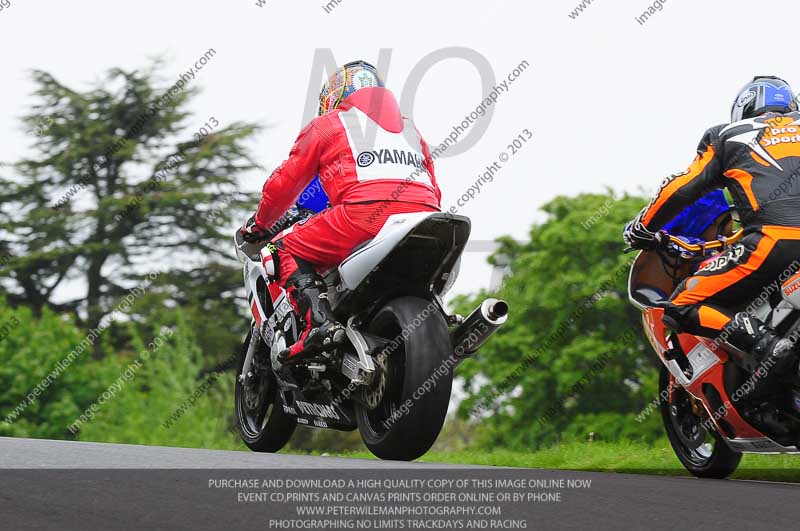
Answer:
xmin=451 ymin=298 xmax=509 ymax=361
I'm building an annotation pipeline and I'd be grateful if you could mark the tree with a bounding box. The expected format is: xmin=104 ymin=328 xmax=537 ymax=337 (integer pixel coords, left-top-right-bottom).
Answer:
xmin=0 ymin=296 xmax=239 ymax=449
xmin=124 ymin=263 xmax=250 ymax=369
xmin=0 ymin=65 xmax=258 ymax=336
xmin=456 ymin=192 xmax=663 ymax=449
xmin=0 ymin=298 xmax=115 ymax=439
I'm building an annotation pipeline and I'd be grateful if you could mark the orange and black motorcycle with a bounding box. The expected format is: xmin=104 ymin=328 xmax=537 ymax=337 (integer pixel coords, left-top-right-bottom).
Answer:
xmin=628 ymin=226 xmax=800 ymax=478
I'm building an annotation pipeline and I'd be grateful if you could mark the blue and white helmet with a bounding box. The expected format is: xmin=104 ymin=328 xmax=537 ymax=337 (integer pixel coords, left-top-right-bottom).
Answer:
xmin=731 ymin=76 xmax=797 ymax=123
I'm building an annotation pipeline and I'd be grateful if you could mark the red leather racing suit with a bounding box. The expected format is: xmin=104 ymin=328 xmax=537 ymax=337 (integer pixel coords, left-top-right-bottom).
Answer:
xmin=254 ymin=86 xmax=441 ymax=283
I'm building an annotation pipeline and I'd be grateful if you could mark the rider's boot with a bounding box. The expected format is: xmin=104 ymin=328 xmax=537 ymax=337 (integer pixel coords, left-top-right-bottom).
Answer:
xmin=721 ymin=312 xmax=796 ymax=382
xmin=661 ymin=316 xmax=695 ymax=380
xmin=277 ymin=272 xmax=346 ymax=364
xmin=665 ymin=332 xmax=694 ymax=380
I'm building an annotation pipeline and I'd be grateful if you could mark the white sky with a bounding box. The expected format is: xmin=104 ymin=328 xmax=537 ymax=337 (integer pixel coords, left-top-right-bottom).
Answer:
xmin=3 ymin=0 xmax=800 ymax=300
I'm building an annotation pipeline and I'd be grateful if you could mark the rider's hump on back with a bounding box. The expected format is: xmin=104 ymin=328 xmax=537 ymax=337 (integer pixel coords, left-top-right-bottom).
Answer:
xmin=311 ymin=85 xmax=439 ymax=208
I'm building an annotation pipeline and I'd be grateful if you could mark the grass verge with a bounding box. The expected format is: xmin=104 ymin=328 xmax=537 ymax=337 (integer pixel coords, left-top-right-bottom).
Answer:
xmin=301 ymin=441 xmax=800 ymax=482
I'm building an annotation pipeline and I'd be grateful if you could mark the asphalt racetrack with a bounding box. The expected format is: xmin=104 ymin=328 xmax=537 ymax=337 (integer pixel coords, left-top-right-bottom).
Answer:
xmin=1 ymin=437 xmax=798 ymax=530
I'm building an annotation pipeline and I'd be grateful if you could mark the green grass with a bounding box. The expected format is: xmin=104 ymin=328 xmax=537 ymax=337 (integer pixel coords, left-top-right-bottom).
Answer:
xmin=293 ymin=441 xmax=800 ymax=482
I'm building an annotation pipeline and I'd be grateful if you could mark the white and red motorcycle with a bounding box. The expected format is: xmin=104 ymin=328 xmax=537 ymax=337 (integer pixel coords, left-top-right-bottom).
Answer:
xmin=234 ymin=206 xmax=508 ymax=461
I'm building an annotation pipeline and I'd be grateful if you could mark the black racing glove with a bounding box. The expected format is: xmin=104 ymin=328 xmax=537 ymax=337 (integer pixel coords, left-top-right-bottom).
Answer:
xmin=241 ymin=214 xmax=270 ymax=243
xmin=623 ymin=212 xmax=666 ymax=250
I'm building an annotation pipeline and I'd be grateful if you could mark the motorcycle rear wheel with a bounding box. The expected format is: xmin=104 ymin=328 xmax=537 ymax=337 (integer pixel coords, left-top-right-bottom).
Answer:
xmin=356 ymin=296 xmax=453 ymax=461
xmin=659 ymin=364 xmax=741 ymax=479
xmin=235 ymin=330 xmax=296 ymax=452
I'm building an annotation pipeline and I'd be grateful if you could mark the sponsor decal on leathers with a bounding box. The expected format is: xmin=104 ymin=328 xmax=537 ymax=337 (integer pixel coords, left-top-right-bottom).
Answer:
xmin=356 ymin=148 xmax=425 ymax=169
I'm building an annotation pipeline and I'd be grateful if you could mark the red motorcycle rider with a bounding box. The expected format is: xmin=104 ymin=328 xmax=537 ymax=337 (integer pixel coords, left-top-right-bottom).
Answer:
xmin=624 ymin=76 xmax=800 ymax=374
xmin=242 ymin=61 xmax=442 ymax=364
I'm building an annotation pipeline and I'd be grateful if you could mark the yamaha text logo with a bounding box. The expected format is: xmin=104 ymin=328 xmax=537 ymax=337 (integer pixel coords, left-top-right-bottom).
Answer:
xmin=356 ymin=148 xmax=425 ymax=170
xmin=357 ymin=152 xmax=375 ymax=167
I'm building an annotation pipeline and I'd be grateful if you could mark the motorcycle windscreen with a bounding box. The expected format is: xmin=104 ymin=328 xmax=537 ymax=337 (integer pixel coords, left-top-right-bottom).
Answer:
xmin=627 ymin=250 xmax=686 ymax=309
xmin=662 ymin=189 xmax=731 ymax=240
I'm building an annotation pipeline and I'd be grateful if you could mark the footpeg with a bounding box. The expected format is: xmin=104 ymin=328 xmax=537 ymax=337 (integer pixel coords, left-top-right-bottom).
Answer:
xmin=331 ymin=326 xmax=346 ymax=345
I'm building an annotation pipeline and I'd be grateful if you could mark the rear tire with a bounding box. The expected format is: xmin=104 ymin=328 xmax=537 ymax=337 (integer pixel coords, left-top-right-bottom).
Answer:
xmin=356 ymin=297 xmax=453 ymax=461
xmin=235 ymin=330 xmax=296 ymax=452
xmin=659 ymin=364 xmax=741 ymax=479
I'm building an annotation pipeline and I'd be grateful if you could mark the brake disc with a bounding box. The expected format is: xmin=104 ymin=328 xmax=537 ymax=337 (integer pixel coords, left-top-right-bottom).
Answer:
xmin=364 ymin=353 xmax=388 ymax=410
xmin=244 ymin=377 xmax=264 ymax=411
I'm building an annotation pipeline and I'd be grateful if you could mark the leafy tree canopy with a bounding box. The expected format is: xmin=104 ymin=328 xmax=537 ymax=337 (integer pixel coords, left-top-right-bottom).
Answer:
xmin=455 ymin=192 xmax=664 ymax=449
xmin=0 ymin=64 xmax=258 ymax=334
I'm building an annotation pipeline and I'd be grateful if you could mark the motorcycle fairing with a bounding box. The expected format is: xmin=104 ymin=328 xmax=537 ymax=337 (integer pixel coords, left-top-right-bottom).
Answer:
xmin=631 ymin=251 xmax=767 ymax=441
xmin=236 ymin=234 xmax=296 ymax=342
xmin=782 ymin=270 xmax=800 ymax=309
xmin=277 ymin=387 xmax=357 ymax=432
xmin=725 ymin=437 xmax=800 ymax=454
xmin=242 ymin=255 xmax=270 ymax=328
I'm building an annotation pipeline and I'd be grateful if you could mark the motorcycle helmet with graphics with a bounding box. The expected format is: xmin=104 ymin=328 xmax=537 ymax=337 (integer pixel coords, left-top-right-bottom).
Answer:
xmin=731 ymin=76 xmax=797 ymax=123
xmin=318 ymin=60 xmax=385 ymax=116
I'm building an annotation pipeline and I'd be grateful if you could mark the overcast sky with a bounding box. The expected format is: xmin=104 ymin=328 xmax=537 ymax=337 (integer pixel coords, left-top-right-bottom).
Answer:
xmin=3 ymin=0 xmax=800 ymax=299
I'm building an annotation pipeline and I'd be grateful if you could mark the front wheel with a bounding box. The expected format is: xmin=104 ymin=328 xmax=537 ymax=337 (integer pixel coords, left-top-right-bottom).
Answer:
xmin=356 ymin=297 xmax=454 ymax=461
xmin=659 ymin=364 xmax=741 ymax=479
xmin=235 ymin=330 xmax=296 ymax=452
